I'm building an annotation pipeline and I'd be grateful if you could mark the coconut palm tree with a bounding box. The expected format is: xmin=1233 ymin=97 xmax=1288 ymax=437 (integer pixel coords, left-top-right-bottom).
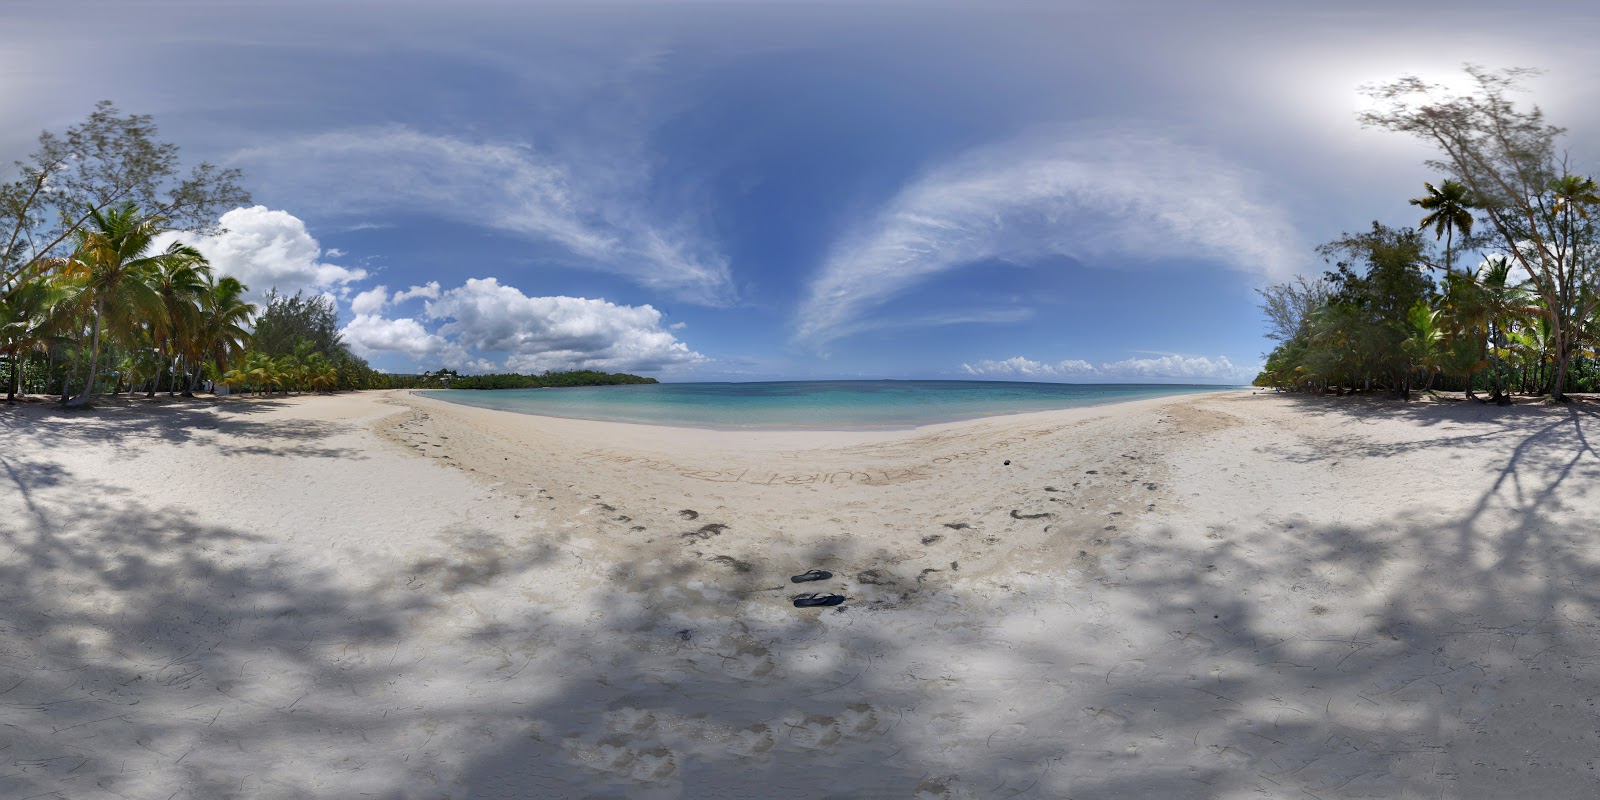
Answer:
xmin=190 ymin=275 xmax=254 ymax=395
xmin=1410 ymin=179 xmax=1477 ymax=275
xmin=1477 ymin=255 xmax=1533 ymax=403
xmin=0 ymin=278 xmax=69 ymax=402
xmin=1403 ymin=300 xmax=1446 ymax=395
xmin=56 ymin=202 xmax=207 ymax=407
xmin=148 ymin=256 xmax=212 ymax=397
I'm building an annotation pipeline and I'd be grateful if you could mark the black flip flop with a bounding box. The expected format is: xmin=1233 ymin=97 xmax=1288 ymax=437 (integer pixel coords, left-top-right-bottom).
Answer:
xmin=790 ymin=569 xmax=833 ymax=583
xmin=793 ymin=593 xmax=846 ymax=608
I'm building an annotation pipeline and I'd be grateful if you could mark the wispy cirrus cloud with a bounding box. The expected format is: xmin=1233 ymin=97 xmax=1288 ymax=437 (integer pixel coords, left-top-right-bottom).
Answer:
xmin=795 ymin=128 xmax=1304 ymax=348
xmin=960 ymin=354 xmax=1253 ymax=384
xmin=233 ymin=127 xmax=733 ymax=305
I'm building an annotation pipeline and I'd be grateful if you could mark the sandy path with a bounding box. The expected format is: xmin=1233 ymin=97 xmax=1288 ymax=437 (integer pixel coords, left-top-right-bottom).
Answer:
xmin=2 ymin=389 xmax=1598 ymax=798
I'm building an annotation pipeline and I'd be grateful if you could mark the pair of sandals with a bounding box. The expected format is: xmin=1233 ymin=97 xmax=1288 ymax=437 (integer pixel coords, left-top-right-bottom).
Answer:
xmin=790 ymin=569 xmax=846 ymax=607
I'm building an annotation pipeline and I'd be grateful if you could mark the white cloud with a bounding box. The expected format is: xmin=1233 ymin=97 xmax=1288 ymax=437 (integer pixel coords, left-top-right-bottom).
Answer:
xmin=428 ymin=278 xmax=705 ymax=373
xmin=795 ymin=128 xmax=1304 ymax=347
xmin=325 ymin=247 xmax=345 ymax=258
xmin=960 ymin=354 xmax=1252 ymax=384
xmin=350 ymin=285 xmax=390 ymax=316
xmin=342 ymin=313 xmax=451 ymax=362
xmin=340 ymin=277 xmax=706 ymax=374
xmin=155 ymin=206 xmax=367 ymax=303
xmin=234 ymin=128 xmax=733 ymax=305
xmin=393 ymin=281 xmax=441 ymax=303
xmin=833 ymin=307 xmax=1035 ymax=340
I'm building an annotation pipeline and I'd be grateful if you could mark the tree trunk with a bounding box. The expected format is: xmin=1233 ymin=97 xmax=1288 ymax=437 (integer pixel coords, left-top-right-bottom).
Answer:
xmin=147 ymin=348 xmax=162 ymax=398
xmin=5 ymin=354 xmax=16 ymax=403
xmin=66 ymin=301 xmax=103 ymax=407
xmin=1553 ymin=351 xmax=1572 ymax=402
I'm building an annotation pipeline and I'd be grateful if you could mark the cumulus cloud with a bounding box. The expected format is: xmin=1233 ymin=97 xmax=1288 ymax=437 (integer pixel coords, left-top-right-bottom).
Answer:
xmin=795 ymin=128 xmax=1303 ymax=347
xmin=340 ymin=277 xmax=705 ymax=374
xmin=341 ymin=314 xmax=452 ymax=362
xmin=960 ymin=354 xmax=1252 ymax=384
xmin=154 ymin=206 xmax=367 ymax=303
xmin=393 ymin=282 xmax=441 ymax=303
xmin=350 ymin=285 xmax=390 ymax=316
xmin=429 ymin=278 xmax=705 ymax=373
xmin=234 ymin=128 xmax=733 ymax=305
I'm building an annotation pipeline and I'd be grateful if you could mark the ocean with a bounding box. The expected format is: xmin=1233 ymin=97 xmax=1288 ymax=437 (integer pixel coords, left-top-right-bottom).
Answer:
xmin=421 ymin=380 xmax=1240 ymax=430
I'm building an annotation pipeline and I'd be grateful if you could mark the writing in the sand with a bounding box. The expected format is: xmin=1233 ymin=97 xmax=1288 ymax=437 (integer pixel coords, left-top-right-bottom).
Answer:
xmin=576 ymin=433 xmax=1037 ymax=487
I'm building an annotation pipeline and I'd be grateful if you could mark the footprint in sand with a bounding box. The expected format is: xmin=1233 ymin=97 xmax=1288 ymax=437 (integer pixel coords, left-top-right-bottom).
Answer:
xmin=725 ymin=723 xmax=776 ymax=756
xmin=567 ymin=731 xmax=681 ymax=782
xmin=916 ymin=777 xmax=981 ymax=800
xmin=603 ymin=706 xmax=658 ymax=733
xmin=713 ymin=638 xmax=776 ymax=679
xmin=780 ymin=712 xmax=843 ymax=749
xmin=838 ymin=703 xmax=881 ymax=735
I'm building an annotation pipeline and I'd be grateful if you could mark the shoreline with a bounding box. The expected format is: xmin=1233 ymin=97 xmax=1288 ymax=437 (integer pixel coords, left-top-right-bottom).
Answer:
xmin=3 ymin=389 xmax=1599 ymax=796
xmin=412 ymin=384 xmax=1253 ymax=434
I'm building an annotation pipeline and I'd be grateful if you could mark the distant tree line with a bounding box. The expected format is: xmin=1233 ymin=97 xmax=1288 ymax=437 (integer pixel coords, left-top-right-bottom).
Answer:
xmin=1256 ymin=67 xmax=1600 ymax=402
xmin=381 ymin=369 xmax=658 ymax=390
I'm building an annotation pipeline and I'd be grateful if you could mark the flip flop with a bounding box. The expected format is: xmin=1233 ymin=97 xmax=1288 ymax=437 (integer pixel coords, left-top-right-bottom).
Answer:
xmin=790 ymin=569 xmax=833 ymax=583
xmin=793 ymin=593 xmax=846 ymax=608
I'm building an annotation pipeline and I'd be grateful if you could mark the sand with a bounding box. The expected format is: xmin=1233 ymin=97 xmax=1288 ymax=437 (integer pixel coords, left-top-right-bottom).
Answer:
xmin=2 ymin=388 xmax=1599 ymax=798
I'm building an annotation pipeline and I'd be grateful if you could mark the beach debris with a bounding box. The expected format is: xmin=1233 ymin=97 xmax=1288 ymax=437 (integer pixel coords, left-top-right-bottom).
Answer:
xmin=790 ymin=569 xmax=833 ymax=583
xmin=942 ymin=522 xmax=970 ymax=530
xmin=1003 ymin=460 xmax=1011 ymax=465
xmin=920 ymin=534 xmax=943 ymax=545
xmin=916 ymin=568 xmax=941 ymax=583
xmin=676 ymin=629 xmax=694 ymax=642
xmin=1009 ymin=509 xmax=1052 ymax=520
xmin=793 ymin=593 xmax=846 ymax=608
xmin=1085 ymin=470 xmax=1098 ymax=474
xmin=682 ymin=523 xmax=728 ymax=540
xmin=678 ymin=509 xmax=699 ymax=520
xmin=856 ymin=569 xmax=895 ymax=585
xmin=710 ymin=555 xmax=755 ymax=573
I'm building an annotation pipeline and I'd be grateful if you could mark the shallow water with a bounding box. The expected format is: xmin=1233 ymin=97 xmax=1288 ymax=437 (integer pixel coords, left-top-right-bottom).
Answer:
xmin=423 ymin=380 xmax=1240 ymax=430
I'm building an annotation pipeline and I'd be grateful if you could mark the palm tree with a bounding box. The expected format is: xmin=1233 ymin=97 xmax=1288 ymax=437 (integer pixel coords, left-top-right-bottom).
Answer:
xmin=0 ymin=278 xmax=68 ymax=402
xmin=1410 ymin=180 xmax=1477 ymax=275
xmin=148 ymin=256 xmax=212 ymax=397
xmin=191 ymin=275 xmax=254 ymax=395
xmin=56 ymin=202 xmax=207 ymax=407
xmin=1402 ymin=300 xmax=1446 ymax=395
xmin=1478 ymin=255 xmax=1532 ymax=403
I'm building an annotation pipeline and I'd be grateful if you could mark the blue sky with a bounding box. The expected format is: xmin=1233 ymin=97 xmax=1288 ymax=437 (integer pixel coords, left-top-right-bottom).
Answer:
xmin=7 ymin=1 xmax=1599 ymax=382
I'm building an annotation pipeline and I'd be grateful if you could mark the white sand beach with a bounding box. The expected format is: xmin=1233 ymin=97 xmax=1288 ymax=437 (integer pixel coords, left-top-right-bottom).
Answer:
xmin=3 ymin=389 xmax=1599 ymax=798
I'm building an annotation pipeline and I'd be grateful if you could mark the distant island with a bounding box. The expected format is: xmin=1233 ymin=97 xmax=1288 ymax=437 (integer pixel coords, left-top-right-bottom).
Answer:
xmin=391 ymin=369 xmax=658 ymax=391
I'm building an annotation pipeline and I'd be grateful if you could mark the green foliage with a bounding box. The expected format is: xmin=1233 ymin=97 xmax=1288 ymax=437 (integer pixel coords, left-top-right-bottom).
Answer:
xmin=1363 ymin=66 xmax=1600 ymax=399
xmin=249 ymin=291 xmax=345 ymax=358
xmin=378 ymin=369 xmax=659 ymax=390
xmin=2 ymin=101 xmax=249 ymax=296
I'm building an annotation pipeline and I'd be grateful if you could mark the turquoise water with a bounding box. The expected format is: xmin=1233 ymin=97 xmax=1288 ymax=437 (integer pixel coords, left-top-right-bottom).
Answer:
xmin=422 ymin=381 xmax=1240 ymax=430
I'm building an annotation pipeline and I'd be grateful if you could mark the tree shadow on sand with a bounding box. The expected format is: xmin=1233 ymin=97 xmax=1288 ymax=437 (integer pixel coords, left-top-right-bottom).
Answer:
xmin=1 ymin=397 xmax=361 ymax=461
xmin=5 ymin=396 xmax=1600 ymax=798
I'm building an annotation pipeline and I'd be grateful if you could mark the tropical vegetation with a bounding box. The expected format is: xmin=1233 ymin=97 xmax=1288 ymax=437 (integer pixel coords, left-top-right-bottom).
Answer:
xmin=1256 ymin=66 xmax=1600 ymax=402
xmin=0 ymin=103 xmax=663 ymax=406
